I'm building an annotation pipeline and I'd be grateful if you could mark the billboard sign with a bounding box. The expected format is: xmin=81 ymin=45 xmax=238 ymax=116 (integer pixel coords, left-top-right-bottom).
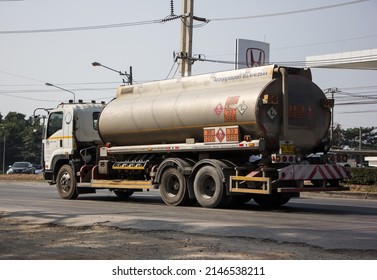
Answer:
xmin=235 ymin=39 xmax=270 ymax=69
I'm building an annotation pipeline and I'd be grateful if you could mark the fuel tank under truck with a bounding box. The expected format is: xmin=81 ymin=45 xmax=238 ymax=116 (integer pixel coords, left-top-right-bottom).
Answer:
xmin=98 ymin=65 xmax=331 ymax=153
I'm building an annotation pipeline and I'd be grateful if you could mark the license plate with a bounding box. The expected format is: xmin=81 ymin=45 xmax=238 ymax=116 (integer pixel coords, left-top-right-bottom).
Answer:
xmin=280 ymin=144 xmax=296 ymax=154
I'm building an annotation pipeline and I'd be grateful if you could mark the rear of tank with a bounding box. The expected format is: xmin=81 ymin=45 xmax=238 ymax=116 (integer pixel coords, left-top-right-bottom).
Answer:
xmin=257 ymin=68 xmax=331 ymax=153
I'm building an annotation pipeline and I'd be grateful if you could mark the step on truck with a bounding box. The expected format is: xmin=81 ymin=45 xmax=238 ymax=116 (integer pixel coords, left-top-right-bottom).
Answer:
xmin=42 ymin=64 xmax=351 ymax=208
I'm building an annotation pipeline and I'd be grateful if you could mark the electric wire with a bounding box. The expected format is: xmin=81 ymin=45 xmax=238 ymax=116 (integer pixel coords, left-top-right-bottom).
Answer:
xmin=0 ymin=90 xmax=114 ymax=102
xmin=191 ymin=53 xmax=377 ymax=69
xmin=209 ymin=0 xmax=368 ymax=22
xmin=165 ymin=61 xmax=178 ymax=79
xmin=338 ymin=109 xmax=377 ymax=114
xmin=203 ymin=33 xmax=377 ymax=61
xmin=0 ymin=19 xmax=163 ymax=34
xmin=0 ymin=1 xmax=368 ymax=34
xmin=273 ymin=34 xmax=377 ymax=51
xmin=172 ymin=62 xmax=179 ymax=78
xmin=180 ymin=16 xmax=209 ymax=28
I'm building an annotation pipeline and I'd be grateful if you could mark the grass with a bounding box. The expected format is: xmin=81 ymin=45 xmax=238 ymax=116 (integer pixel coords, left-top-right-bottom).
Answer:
xmin=0 ymin=174 xmax=44 ymax=181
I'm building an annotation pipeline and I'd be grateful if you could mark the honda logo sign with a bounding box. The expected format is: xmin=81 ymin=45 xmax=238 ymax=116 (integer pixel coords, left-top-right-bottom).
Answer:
xmin=246 ymin=48 xmax=266 ymax=67
xmin=235 ymin=39 xmax=270 ymax=69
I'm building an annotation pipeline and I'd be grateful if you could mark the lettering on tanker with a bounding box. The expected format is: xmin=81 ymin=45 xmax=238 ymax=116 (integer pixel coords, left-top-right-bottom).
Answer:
xmin=289 ymin=105 xmax=315 ymax=119
xmin=212 ymin=67 xmax=271 ymax=83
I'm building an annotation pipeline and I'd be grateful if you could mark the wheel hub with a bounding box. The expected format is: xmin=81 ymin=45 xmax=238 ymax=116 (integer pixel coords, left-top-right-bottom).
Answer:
xmin=60 ymin=172 xmax=71 ymax=193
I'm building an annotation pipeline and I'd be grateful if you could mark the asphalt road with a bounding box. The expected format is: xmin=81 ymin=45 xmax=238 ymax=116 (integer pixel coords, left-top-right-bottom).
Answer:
xmin=0 ymin=181 xmax=376 ymax=251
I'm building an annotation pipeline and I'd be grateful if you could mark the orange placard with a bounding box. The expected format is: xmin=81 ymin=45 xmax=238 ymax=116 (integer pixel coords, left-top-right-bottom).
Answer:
xmin=224 ymin=96 xmax=240 ymax=122
xmin=226 ymin=127 xmax=239 ymax=142
xmin=204 ymin=128 xmax=216 ymax=143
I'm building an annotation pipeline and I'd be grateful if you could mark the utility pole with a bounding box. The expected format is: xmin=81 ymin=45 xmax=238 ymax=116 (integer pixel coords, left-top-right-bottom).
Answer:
xmin=0 ymin=122 xmax=5 ymax=174
xmin=2 ymin=136 xmax=5 ymax=174
xmin=179 ymin=0 xmax=194 ymax=77
xmin=359 ymin=127 xmax=362 ymax=150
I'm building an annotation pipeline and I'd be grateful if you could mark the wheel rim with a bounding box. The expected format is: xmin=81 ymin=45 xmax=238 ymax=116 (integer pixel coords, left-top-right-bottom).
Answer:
xmin=166 ymin=174 xmax=180 ymax=197
xmin=59 ymin=172 xmax=71 ymax=193
xmin=199 ymin=175 xmax=216 ymax=199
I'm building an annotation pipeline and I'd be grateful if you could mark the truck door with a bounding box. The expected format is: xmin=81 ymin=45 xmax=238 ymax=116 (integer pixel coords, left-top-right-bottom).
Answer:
xmin=44 ymin=111 xmax=64 ymax=170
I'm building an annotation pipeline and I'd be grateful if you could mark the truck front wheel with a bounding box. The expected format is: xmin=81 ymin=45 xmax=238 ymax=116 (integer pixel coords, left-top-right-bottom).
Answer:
xmin=56 ymin=165 xmax=78 ymax=199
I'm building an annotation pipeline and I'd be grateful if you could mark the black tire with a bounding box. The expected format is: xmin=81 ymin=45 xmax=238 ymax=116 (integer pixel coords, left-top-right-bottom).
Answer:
xmin=253 ymin=193 xmax=291 ymax=208
xmin=160 ymin=167 xmax=190 ymax=206
xmin=276 ymin=194 xmax=292 ymax=206
xmin=114 ymin=190 xmax=134 ymax=199
xmin=328 ymin=180 xmax=340 ymax=187
xmin=230 ymin=194 xmax=253 ymax=206
xmin=311 ymin=180 xmax=327 ymax=187
xmin=193 ymin=165 xmax=226 ymax=208
xmin=56 ymin=165 xmax=78 ymax=199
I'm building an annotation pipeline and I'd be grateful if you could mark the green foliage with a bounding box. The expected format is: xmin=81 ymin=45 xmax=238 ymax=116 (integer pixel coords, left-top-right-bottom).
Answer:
xmin=345 ymin=167 xmax=377 ymax=186
xmin=0 ymin=112 xmax=43 ymax=173
xmin=332 ymin=124 xmax=377 ymax=149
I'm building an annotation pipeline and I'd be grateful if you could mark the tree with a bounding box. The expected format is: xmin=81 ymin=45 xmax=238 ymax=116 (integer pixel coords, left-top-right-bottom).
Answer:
xmin=0 ymin=112 xmax=43 ymax=173
xmin=332 ymin=123 xmax=343 ymax=148
xmin=332 ymin=124 xmax=377 ymax=150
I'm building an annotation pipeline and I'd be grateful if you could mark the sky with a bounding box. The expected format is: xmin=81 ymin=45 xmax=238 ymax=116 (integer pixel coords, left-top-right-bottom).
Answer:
xmin=0 ymin=0 xmax=376 ymax=129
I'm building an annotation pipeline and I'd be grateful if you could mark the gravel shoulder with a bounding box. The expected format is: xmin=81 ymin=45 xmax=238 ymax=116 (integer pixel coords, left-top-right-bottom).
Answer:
xmin=1 ymin=214 xmax=376 ymax=260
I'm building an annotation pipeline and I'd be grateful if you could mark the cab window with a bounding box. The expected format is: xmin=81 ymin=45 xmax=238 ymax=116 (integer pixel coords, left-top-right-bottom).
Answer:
xmin=93 ymin=112 xmax=100 ymax=130
xmin=46 ymin=112 xmax=63 ymax=138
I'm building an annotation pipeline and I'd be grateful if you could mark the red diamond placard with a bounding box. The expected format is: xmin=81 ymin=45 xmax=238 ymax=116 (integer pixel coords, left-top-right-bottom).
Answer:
xmin=216 ymin=127 xmax=225 ymax=142
xmin=214 ymin=103 xmax=223 ymax=116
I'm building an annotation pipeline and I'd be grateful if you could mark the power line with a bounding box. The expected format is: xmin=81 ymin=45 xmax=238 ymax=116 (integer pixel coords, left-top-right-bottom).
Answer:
xmin=209 ymin=0 xmax=368 ymax=21
xmin=0 ymin=19 xmax=163 ymax=34
xmin=165 ymin=61 xmax=178 ymax=80
xmin=0 ymin=91 xmax=114 ymax=102
xmin=204 ymin=33 xmax=377 ymax=60
xmin=0 ymin=91 xmax=61 ymax=102
xmin=341 ymin=85 xmax=377 ymax=90
xmin=0 ymin=87 xmax=116 ymax=94
xmin=189 ymin=53 xmax=377 ymax=69
xmin=338 ymin=110 xmax=377 ymax=114
xmin=337 ymin=101 xmax=377 ymax=105
xmin=338 ymin=91 xmax=377 ymax=99
xmin=0 ymin=1 xmax=368 ymax=35
xmin=0 ymin=81 xmax=122 ymax=87
xmin=273 ymin=34 xmax=377 ymax=51
xmin=0 ymin=69 xmax=45 ymax=83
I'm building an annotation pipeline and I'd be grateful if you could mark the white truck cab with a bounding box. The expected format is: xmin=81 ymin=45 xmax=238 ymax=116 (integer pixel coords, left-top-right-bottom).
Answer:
xmin=43 ymin=101 xmax=105 ymax=183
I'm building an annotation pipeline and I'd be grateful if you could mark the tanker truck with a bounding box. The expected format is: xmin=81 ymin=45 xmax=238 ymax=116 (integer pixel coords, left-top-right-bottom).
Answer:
xmin=42 ymin=64 xmax=350 ymax=208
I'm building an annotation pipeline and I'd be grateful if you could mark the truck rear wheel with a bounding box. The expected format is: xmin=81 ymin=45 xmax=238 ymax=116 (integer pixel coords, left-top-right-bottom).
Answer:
xmin=194 ymin=165 xmax=226 ymax=208
xmin=114 ymin=190 xmax=134 ymax=199
xmin=253 ymin=194 xmax=291 ymax=208
xmin=160 ymin=167 xmax=190 ymax=206
xmin=56 ymin=165 xmax=78 ymax=199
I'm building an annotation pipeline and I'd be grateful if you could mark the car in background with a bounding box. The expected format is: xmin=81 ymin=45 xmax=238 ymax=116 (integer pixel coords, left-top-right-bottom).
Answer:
xmin=33 ymin=164 xmax=44 ymax=174
xmin=7 ymin=162 xmax=35 ymax=174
